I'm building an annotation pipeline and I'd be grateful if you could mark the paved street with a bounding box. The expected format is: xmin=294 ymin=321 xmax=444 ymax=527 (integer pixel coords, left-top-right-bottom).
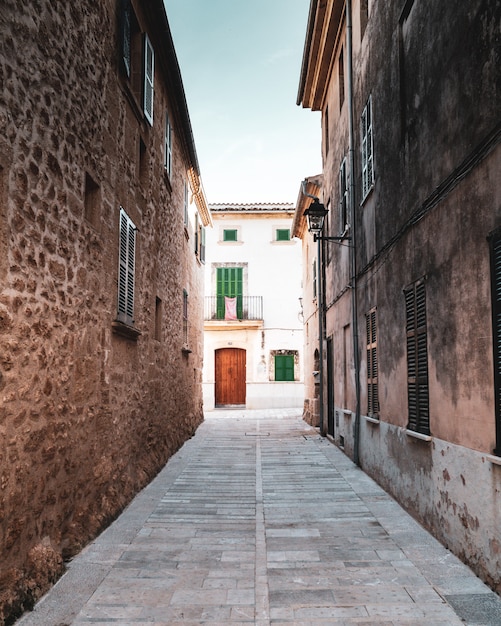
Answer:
xmin=18 ymin=408 xmax=501 ymax=625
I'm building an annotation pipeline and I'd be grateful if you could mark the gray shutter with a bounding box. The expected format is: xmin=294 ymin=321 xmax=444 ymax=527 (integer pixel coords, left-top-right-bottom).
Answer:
xmin=118 ymin=208 xmax=136 ymax=324
xmin=143 ymin=34 xmax=154 ymax=125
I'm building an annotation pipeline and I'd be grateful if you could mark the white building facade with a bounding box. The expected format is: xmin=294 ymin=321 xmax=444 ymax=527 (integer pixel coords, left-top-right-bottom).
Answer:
xmin=203 ymin=204 xmax=304 ymax=410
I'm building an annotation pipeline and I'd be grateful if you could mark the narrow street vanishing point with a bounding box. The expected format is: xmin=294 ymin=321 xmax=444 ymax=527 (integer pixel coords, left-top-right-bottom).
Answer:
xmin=17 ymin=409 xmax=501 ymax=625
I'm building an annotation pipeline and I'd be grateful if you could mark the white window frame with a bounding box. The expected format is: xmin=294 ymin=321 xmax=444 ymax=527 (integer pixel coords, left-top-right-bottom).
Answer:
xmin=164 ymin=111 xmax=172 ymax=178
xmin=361 ymin=96 xmax=374 ymax=201
xmin=143 ymin=34 xmax=154 ymax=125
xmin=118 ymin=207 xmax=136 ymax=326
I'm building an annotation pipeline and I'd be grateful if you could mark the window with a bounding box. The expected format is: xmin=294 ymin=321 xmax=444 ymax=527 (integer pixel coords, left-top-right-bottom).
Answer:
xmin=121 ymin=0 xmax=134 ymax=78
xmin=276 ymin=228 xmax=290 ymax=241
xmin=223 ymin=229 xmax=238 ymax=242
xmin=339 ymin=157 xmax=348 ymax=234
xmin=216 ymin=267 xmax=243 ymax=319
xmin=324 ymin=106 xmax=329 ymax=156
xmin=84 ymin=173 xmax=100 ymax=230
xmin=164 ymin=112 xmax=172 ymax=178
xmin=183 ymin=289 xmax=188 ymax=345
xmin=360 ymin=0 xmax=369 ymax=39
xmin=195 ymin=214 xmax=206 ymax=263
xmin=183 ymin=180 xmax=189 ymax=227
xmin=366 ymin=308 xmax=379 ymax=416
xmin=361 ymin=96 xmax=374 ymax=201
xmin=155 ymin=296 xmax=162 ymax=341
xmin=489 ymin=230 xmax=501 ymax=455
xmin=118 ymin=207 xmax=136 ymax=326
xmin=143 ymin=34 xmax=154 ymax=125
xmin=404 ymin=280 xmax=430 ymax=435
xmin=275 ymin=354 xmax=294 ymax=382
xmin=338 ymin=47 xmax=345 ymax=109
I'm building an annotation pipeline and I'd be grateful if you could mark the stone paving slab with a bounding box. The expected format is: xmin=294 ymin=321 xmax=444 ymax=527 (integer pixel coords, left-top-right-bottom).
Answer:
xmin=17 ymin=408 xmax=501 ymax=625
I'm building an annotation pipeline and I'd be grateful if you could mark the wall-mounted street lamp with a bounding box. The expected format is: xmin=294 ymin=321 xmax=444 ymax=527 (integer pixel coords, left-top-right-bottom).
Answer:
xmin=304 ymin=200 xmax=351 ymax=243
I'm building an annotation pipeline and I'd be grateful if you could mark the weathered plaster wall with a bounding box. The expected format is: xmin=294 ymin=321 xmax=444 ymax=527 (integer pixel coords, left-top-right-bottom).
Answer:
xmin=0 ymin=1 xmax=205 ymax=621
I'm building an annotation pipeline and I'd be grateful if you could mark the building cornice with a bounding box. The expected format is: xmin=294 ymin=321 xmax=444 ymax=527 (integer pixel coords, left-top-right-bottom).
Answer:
xmin=297 ymin=0 xmax=345 ymax=111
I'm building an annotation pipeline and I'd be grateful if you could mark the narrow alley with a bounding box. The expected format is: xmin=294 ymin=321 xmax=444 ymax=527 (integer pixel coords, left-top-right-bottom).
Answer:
xmin=17 ymin=409 xmax=501 ymax=626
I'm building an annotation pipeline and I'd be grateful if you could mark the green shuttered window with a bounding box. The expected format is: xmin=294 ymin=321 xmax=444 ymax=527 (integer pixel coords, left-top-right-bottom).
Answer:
xmin=275 ymin=355 xmax=294 ymax=381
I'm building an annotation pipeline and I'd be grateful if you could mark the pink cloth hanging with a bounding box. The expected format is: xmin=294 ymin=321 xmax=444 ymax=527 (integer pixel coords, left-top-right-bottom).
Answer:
xmin=224 ymin=296 xmax=238 ymax=320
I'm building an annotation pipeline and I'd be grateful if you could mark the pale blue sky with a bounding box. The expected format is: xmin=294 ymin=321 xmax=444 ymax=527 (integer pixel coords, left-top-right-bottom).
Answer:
xmin=163 ymin=0 xmax=321 ymax=204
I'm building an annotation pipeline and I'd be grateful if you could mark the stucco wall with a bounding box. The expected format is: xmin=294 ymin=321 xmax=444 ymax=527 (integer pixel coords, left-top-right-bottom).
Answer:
xmin=0 ymin=1 xmax=205 ymax=621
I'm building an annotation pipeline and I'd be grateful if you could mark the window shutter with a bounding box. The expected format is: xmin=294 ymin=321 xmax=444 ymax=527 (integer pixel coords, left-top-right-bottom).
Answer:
xmin=275 ymin=355 xmax=294 ymax=381
xmin=276 ymin=229 xmax=290 ymax=241
xmin=143 ymin=34 xmax=154 ymax=125
xmin=366 ymin=309 xmax=379 ymax=416
xmin=489 ymin=233 xmax=501 ymax=455
xmin=405 ymin=281 xmax=430 ymax=434
xmin=164 ymin=112 xmax=172 ymax=177
xmin=223 ymin=229 xmax=238 ymax=242
xmin=200 ymin=225 xmax=206 ymax=264
xmin=118 ymin=208 xmax=136 ymax=325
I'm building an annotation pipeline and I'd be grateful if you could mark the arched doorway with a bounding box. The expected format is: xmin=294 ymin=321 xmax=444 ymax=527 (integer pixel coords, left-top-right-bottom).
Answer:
xmin=215 ymin=348 xmax=246 ymax=407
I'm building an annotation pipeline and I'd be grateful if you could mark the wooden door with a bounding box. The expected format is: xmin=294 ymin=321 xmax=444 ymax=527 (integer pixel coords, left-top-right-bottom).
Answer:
xmin=215 ymin=348 xmax=246 ymax=406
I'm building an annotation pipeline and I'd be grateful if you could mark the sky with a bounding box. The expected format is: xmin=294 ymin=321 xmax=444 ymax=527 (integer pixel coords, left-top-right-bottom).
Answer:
xmin=163 ymin=0 xmax=321 ymax=205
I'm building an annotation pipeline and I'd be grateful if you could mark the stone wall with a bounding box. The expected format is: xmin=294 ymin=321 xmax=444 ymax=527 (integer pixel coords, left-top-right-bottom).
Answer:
xmin=0 ymin=1 xmax=206 ymax=621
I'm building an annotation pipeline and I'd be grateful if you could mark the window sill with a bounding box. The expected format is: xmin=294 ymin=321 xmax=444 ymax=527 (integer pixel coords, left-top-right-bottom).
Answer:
xmin=485 ymin=454 xmax=501 ymax=466
xmin=405 ymin=429 xmax=432 ymax=442
xmin=112 ymin=320 xmax=141 ymax=340
xmin=364 ymin=415 xmax=380 ymax=424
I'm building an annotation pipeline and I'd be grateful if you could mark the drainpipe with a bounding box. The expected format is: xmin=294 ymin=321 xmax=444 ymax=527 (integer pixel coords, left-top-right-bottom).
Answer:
xmin=346 ymin=0 xmax=361 ymax=465
xmin=301 ymin=181 xmax=326 ymax=436
xmin=317 ymin=235 xmax=326 ymax=436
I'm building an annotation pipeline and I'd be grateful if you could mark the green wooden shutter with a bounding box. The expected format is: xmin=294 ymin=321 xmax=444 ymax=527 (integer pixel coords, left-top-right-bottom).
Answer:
xmin=276 ymin=229 xmax=290 ymax=241
xmin=223 ymin=229 xmax=238 ymax=242
xmin=275 ymin=355 xmax=294 ymax=381
xmin=216 ymin=268 xmax=243 ymax=319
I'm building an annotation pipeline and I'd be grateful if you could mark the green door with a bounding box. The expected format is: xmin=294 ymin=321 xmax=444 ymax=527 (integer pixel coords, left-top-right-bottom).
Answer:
xmin=217 ymin=267 xmax=243 ymax=319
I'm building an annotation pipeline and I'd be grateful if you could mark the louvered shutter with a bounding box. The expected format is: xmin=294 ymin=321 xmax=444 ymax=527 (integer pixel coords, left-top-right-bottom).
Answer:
xmin=118 ymin=208 xmax=136 ymax=325
xmin=143 ymin=34 xmax=154 ymax=125
xmin=366 ymin=309 xmax=379 ymax=416
xmin=489 ymin=233 xmax=501 ymax=455
xmin=405 ymin=281 xmax=430 ymax=434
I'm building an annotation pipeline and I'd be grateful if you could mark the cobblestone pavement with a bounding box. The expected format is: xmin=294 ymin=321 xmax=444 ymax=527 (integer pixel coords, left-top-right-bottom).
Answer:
xmin=17 ymin=408 xmax=501 ymax=625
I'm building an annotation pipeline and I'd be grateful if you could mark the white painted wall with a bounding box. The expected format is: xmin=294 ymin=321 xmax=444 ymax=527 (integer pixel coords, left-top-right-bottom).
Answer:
xmin=203 ymin=207 xmax=304 ymax=409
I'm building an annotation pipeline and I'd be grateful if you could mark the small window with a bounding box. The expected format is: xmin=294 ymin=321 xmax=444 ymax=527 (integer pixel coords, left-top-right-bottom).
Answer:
xmin=361 ymin=96 xmax=374 ymax=201
xmin=339 ymin=158 xmax=348 ymax=234
xmin=338 ymin=47 xmax=345 ymax=109
xmin=139 ymin=137 xmax=148 ymax=184
xmin=118 ymin=207 xmax=136 ymax=326
xmin=183 ymin=180 xmax=189 ymax=227
xmin=183 ymin=289 xmax=188 ymax=345
xmin=275 ymin=354 xmax=294 ymax=382
xmin=143 ymin=34 xmax=154 ymax=125
xmin=194 ymin=214 xmax=205 ymax=263
xmin=223 ymin=229 xmax=238 ymax=242
xmin=324 ymin=106 xmax=329 ymax=156
xmin=84 ymin=173 xmax=100 ymax=230
xmin=164 ymin=112 xmax=172 ymax=178
xmin=276 ymin=229 xmax=290 ymax=242
xmin=366 ymin=308 xmax=379 ymax=416
xmin=155 ymin=296 xmax=162 ymax=341
xmin=404 ymin=280 xmax=430 ymax=435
